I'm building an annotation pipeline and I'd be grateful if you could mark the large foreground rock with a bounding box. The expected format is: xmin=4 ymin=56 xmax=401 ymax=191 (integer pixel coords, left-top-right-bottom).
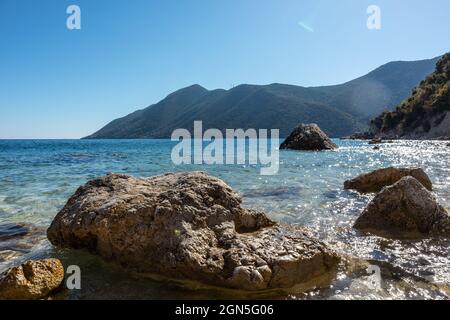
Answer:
xmin=354 ymin=177 xmax=450 ymax=238
xmin=0 ymin=259 xmax=64 ymax=299
xmin=47 ymin=172 xmax=339 ymax=291
xmin=344 ymin=167 xmax=433 ymax=194
xmin=280 ymin=123 xmax=337 ymax=151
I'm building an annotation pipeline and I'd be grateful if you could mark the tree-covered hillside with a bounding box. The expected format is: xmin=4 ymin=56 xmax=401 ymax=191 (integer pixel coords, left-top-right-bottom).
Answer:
xmin=371 ymin=52 xmax=450 ymax=139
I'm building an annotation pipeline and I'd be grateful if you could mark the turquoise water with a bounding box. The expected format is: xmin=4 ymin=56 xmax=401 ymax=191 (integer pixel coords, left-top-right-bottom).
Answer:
xmin=0 ymin=139 xmax=449 ymax=299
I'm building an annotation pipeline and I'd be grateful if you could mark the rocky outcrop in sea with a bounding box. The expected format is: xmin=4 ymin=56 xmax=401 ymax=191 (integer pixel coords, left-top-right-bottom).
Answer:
xmin=353 ymin=176 xmax=450 ymax=238
xmin=280 ymin=123 xmax=337 ymax=151
xmin=344 ymin=167 xmax=433 ymax=194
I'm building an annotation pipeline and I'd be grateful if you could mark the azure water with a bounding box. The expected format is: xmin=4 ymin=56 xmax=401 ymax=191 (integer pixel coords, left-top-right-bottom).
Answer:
xmin=0 ymin=139 xmax=449 ymax=299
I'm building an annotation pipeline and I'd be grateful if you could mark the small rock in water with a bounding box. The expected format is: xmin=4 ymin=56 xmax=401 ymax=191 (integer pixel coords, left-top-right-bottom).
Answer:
xmin=0 ymin=223 xmax=47 ymax=264
xmin=47 ymin=172 xmax=340 ymax=291
xmin=353 ymin=176 xmax=450 ymax=238
xmin=343 ymin=132 xmax=374 ymax=140
xmin=368 ymin=138 xmax=383 ymax=145
xmin=344 ymin=167 xmax=433 ymax=193
xmin=0 ymin=258 xmax=64 ymax=300
xmin=280 ymin=123 xmax=337 ymax=151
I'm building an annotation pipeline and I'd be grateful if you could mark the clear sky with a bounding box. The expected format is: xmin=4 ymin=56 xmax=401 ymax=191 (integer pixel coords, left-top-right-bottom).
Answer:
xmin=1 ymin=0 xmax=449 ymax=139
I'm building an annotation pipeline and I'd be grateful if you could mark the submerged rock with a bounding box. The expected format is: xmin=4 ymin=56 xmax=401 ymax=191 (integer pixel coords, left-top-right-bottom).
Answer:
xmin=243 ymin=186 xmax=302 ymax=199
xmin=344 ymin=167 xmax=433 ymax=194
xmin=0 ymin=223 xmax=47 ymax=265
xmin=47 ymin=172 xmax=339 ymax=291
xmin=0 ymin=258 xmax=64 ymax=300
xmin=353 ymin=177 xmax=450 ymax=238
xmin=280 ymin=123 xmax=337 ymax=151
xmin=0 ymin=223 xmax=30 ymax=241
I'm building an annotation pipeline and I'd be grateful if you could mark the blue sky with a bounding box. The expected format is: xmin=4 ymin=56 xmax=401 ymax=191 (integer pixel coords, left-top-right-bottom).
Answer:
xmin=1 ymin=0 xmax=449 ymax=139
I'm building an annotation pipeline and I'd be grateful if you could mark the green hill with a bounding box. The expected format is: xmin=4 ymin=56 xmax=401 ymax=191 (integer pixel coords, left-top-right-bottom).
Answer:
xmin=370 ymin=52 xmax=450 ymax=139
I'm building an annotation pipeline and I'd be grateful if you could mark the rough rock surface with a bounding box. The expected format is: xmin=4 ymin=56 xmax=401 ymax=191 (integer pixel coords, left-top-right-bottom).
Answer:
xmin=0 ymin=259 xmax=64 ymax=299
xmin=344 ymin=167 xmax=433 ymax=193
xmin=354 ymin=176 xmax=450 ymax=238
xmin=280 ymin=123 xmax=337 ymax=151
xmin=47 ymin=172 xmax=339 ymax=291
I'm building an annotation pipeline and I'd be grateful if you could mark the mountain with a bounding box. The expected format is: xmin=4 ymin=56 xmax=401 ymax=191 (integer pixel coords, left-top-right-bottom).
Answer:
xmin=310 ymin=56 xmax=441 ymax=119
xmin=369 ymin=52 xmax=450 ymax=139
xmin=85 ymin=56 xmax=441 ymax=139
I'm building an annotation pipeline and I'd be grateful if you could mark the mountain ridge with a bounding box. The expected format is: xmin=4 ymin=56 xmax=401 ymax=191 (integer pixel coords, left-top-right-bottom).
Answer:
xmin=85 ymin=55 xmax=441 ymax=139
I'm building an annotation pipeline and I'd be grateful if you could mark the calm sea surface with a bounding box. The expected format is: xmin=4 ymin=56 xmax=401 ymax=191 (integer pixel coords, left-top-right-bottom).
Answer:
xmin=0 ymin=139 xmax=449 ymax=299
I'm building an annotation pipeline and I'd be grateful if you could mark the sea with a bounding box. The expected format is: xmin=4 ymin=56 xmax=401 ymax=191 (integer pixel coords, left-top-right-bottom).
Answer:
xmin=0 ymin=139 xmax=449 ymax=300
